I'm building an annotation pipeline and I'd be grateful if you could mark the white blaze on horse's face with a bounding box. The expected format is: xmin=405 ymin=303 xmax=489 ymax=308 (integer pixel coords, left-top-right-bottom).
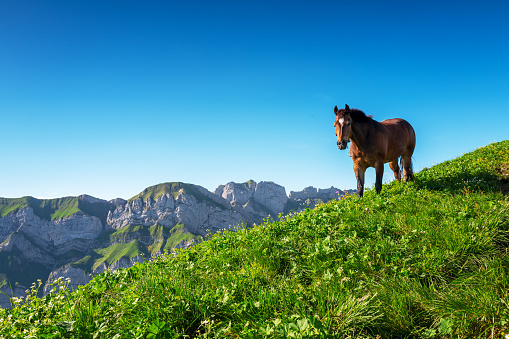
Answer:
xmin=335 ymin=114 xmax=352 ymax=150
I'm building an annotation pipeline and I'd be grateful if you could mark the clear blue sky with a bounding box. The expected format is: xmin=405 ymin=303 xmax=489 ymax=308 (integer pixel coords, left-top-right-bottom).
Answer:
xmin=1 ymin=1 xmax=508 ymax=200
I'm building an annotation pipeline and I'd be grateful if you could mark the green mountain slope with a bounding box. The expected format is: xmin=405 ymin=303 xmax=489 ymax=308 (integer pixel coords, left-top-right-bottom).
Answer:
xmin=70 ymin=223 xmax=202 ymax=273
xmin=1 ymin=141 xmax=508 ymax=338
xmin=0 ymin=195 xmax=116 ymax=221
xmin=0 ymin=196 xmax=80 ymax=220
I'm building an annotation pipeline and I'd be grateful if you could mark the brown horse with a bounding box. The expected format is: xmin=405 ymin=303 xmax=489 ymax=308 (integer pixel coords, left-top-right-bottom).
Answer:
xmin=334 ymin=104 xmax=416 ymax=197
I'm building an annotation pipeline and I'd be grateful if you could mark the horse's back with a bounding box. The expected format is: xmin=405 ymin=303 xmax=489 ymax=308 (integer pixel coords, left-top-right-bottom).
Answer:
xmin=381 ymin=118 xmax=416 ymax=155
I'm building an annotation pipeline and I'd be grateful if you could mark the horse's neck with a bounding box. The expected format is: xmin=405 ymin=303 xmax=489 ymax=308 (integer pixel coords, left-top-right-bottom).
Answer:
xmin=351 ymin=120 xmax=377 ymax=151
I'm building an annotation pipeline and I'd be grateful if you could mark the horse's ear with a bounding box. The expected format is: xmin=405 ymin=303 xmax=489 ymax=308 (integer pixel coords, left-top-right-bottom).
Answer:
xmin=345 ymin=104 xmax=350 ymax=111
xmin=334 ymin=105 xmax=339 ymax=114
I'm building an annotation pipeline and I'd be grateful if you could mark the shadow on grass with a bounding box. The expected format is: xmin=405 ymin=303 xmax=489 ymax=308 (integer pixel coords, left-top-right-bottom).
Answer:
xmin=414 ymin=168 xmax=506 ymax=195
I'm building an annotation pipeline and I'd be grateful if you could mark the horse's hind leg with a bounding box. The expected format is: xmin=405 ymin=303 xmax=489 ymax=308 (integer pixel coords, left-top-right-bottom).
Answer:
xmin=402 ymin=153 xmax=414 ymax=181
xmin=389 ymin=159 xmax=401 ymax=181
xmin=375 ymin=162 xmax=384 ymax=194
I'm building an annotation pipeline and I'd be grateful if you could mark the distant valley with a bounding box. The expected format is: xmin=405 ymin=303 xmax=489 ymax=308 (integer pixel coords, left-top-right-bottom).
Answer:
xmin=0 ymin=180 xmax=351 ymax=308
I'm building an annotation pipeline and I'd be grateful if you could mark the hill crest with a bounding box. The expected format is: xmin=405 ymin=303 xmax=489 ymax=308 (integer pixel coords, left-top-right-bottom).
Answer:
xmin=1 ymin=140 xmax=508 ymax=337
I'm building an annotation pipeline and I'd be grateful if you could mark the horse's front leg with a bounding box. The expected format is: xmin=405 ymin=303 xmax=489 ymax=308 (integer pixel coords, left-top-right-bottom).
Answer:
xmin=375 ymin=162 xmax=384 ymax=194
xmin=354 ymin=164 xmax=366 ymax=197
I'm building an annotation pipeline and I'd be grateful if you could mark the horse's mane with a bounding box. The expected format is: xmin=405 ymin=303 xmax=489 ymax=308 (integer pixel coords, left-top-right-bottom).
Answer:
xmin=338 ymin=108 xmax=374 ymax=123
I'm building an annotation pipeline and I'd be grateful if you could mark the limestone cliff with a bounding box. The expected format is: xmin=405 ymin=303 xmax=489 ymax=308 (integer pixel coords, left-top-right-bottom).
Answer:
xmin=289 ymin=186 xmax=343 ymax=208
xmin=107 ymin=182 xmax=243 ymax=236
xmin=214 ymin=180 xmax=289 ymax=224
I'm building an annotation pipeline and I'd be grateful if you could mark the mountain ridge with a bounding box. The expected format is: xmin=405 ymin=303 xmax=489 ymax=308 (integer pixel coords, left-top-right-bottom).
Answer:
xmin=0 ymin=180 xmax=347 ymax=308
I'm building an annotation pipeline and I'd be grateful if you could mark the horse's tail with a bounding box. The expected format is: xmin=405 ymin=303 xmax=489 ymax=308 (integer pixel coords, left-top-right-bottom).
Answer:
xmin=409 ymin=156 xmax=415 ymax=181
xmin=399 ymin=156 xmax=414 ymax=181
xmin=399 ymin=157 xmax=403 ymax=179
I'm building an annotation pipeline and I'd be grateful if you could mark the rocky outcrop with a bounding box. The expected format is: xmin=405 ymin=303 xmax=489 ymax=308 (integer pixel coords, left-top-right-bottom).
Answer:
xmin=215 ymin=181 xmax=256 ymax=206
xmin=108 ymin=198 xmax=127 ymax=208
xmin=78 ymin=194 xmax=122 ymax=225
xmin=0 ymin=212 xmax=20 ymax=241
xmin=107 ymin=194 xmax=176 ymax=230
xmin=0 ymin=196 xmax=118 ymax=308
xmin=289 ymin=186 xmax=343 ymax=204
xmin=0 ymin=232 xmax=55 ymax=265
xmin=43 ymin=266 xmax=93 ymax=294
xmin=213 ymin=180 xmax=290 ymax=224
xmin=107 ymin=191 xmax=243 ymax=236
xmin=252 ymin=181 xmax=288 ymax=216
xmin=1 ymin=207 xmax=104 ymax=256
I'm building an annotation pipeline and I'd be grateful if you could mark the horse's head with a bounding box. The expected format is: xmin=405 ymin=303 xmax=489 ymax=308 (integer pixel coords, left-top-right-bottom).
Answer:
xmin=334 ymin=104 xmax=353 ymax=150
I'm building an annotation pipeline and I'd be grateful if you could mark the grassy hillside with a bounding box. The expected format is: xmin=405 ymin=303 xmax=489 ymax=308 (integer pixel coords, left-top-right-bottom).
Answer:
xmin=1 ymin=141 xmax=508 ymax=338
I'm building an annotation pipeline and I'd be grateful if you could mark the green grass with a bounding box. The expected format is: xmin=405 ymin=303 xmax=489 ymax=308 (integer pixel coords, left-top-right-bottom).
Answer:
xmin=130 ymin=182 xmax=185 ymax=201
xmin=71 ymin=239 xmax=149 ymax=273
xmin=40 ymin=198 xmax=80 ymax=220
xmin=0 ymin=195 xmax=117 ymax=222
xmin=149 ymin=224 xmax=165 ymax=239
xmin=71 ymin=255 xmax=98 ymax=272
xmin=106 ymin=224 xmax=165 ymax=243
xmin=92 ymin=241 xmax=143 ymax=271
xmin=0 ymin=197 xmax=29 ymax=217
xmin=164 ymin=223 xmax=203 ymax=251
xmin=0 ymin=196 xmax=80 ymax=220
xmin=1 ymin=140 xmax=508 ymax=338
xmin=149 ymin=241 xmax=164 ymax=256
xmin=108 ymin=225 xmax=145 ymax=243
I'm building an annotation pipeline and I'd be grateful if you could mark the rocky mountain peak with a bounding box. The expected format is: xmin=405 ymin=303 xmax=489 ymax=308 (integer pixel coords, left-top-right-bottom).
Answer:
xmin=214 ymin=180 xmax=257 ymax=206
xmin=78 ymin=194 xmax=105 ymax=204
xmin=252 ymin=181 xmax=288 ymax=216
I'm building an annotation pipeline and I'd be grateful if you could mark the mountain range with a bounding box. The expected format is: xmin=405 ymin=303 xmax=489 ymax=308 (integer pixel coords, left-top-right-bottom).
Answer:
xmin=0 ymin=180 xmax=350 ymax=308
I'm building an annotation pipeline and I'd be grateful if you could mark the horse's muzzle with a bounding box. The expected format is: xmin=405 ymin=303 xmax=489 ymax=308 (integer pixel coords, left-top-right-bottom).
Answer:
xmin=337 ymin=140 xmax=348 ymax=150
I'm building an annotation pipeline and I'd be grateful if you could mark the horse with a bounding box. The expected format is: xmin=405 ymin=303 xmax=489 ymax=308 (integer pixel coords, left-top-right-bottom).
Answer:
xmin=334 ymin=104 xmax=416 ymax=197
